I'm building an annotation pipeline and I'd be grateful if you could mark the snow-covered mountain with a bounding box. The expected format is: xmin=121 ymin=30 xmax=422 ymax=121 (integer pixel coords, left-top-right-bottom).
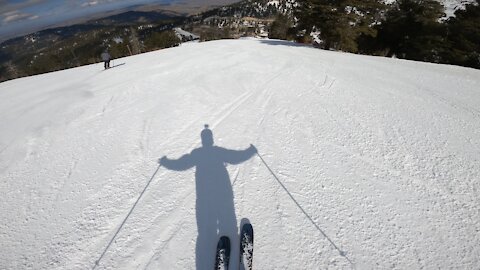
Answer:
xmin=1 ymin=39 xmax=479 ymax=269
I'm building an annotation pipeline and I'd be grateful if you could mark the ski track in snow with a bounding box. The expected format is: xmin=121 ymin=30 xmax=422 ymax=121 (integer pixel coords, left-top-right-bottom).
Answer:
xmin=1 ymin=39 xmax=480 ymax=270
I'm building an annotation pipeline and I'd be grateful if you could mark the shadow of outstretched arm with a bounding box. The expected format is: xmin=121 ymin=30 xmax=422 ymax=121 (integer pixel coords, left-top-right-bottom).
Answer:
xmin=159 ymin=154 xmax=195 ymax=171
xmin=220 ymin=144 xmax=257 ymax=165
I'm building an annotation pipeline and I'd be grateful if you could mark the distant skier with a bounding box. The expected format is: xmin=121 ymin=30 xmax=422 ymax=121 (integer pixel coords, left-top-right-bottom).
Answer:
xmin=159 ymin=125 xmax=256 ymax=269
xmin=101 ymin=50 xmax=112 ymax=69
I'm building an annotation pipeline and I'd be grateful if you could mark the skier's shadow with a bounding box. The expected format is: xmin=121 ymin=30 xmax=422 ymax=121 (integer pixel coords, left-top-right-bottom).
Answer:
xmin=160 ymin=125 xmax=256 ymax=269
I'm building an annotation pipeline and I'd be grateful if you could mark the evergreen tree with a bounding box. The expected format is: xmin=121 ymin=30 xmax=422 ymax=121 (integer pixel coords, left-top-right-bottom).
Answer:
xmin=144 ymin=30 xmax=181 ymax=50
xmin=295 ymin=0 xmax=384 ymax=52
xmin=269 ymin=14 xmax=293 ymax=40
xmin=445 ymin=0 xmax=480 ymax=68
xmin=375 ymin=0 xmax=446 ymax=61
xmin=295 ymin=0 xmax=340 ymax=49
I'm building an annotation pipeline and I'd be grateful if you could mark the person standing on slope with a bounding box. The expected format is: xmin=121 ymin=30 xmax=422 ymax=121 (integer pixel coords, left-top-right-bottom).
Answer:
xmin=101 ymin=50 xmax=112 ymax=70
xmin=159 ymin=124 xmax=257 ymax=269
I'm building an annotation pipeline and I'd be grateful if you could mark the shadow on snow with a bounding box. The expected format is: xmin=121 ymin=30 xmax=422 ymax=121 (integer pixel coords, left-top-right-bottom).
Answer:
xmin=259 ymin=39 xmax=312 ymax=48
xmin=160 ymin=124 xmax=256 ymax=269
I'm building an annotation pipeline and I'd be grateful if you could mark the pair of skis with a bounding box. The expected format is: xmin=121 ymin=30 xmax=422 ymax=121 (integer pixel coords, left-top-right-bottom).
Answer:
xmin=215 ymin=222 xmax=254 ymax=270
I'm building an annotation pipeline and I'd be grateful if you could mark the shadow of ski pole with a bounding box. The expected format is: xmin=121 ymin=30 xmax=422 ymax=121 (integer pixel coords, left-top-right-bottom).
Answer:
xmin=91 ymin=164 xmax=162 ymax=270
xmin=256 ymin=152 xmax=355 ymax=268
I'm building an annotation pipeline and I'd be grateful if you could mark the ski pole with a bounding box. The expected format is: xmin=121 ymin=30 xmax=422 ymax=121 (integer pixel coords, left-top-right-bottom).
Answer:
xmin=92 ymin=163 xmax=162 ymax=269
xmin=255 ymin=152 xmax=354 ymax=267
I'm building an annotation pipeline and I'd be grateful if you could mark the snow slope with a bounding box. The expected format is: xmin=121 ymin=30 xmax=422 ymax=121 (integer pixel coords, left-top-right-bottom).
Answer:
xmin=1 ymin=39 xmax=479 ymax=270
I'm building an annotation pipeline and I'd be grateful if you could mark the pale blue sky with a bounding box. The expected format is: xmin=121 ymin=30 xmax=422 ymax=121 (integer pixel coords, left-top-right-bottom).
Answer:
xmin=0 ymin=0 xmax=173 ymax=41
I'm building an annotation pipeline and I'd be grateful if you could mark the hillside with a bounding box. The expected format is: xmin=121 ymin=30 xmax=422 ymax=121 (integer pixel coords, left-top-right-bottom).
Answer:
xmin=2 ymin=0 xmax=479 ymax=82
xmin=1 ymin=39 xmax=480 ymax=269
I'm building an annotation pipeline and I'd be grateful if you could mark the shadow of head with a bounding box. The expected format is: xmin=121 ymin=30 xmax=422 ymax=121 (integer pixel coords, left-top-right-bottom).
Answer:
xmin=201 ymin=124 xmax=214 ymax=147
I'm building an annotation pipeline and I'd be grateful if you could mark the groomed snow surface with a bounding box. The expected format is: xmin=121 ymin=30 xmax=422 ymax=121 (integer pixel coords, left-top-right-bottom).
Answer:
xmin=1 ymin=39 xmax=479 ymax=269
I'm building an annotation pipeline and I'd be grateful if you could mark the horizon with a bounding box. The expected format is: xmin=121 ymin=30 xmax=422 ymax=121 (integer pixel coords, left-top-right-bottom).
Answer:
xmin=0 ymin=0 xmax=470 ymax=43
xmin=0 ymin=0 xmax=176 ymax=42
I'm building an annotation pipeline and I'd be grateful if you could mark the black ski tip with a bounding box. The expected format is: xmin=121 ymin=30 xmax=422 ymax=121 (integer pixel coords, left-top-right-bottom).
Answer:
xmin=217 ymin=236 xmax=230 ymax=249
xmin=240 ymin=218 xmax=253 ymax=239
xmin=241 ymin=222 xmax=253 ymax=233
xmin=242 ymin=223 xmax=253 ymax=232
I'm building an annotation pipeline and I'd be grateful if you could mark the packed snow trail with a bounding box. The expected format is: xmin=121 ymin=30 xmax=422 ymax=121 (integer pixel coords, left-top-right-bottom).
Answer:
xmin=0 ymin=39 xmax=479 ymax=269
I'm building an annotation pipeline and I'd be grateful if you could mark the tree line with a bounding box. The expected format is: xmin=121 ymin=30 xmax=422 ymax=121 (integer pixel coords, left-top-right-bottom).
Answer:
xmin=270 ymin=0 xmax=479 ymax=69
